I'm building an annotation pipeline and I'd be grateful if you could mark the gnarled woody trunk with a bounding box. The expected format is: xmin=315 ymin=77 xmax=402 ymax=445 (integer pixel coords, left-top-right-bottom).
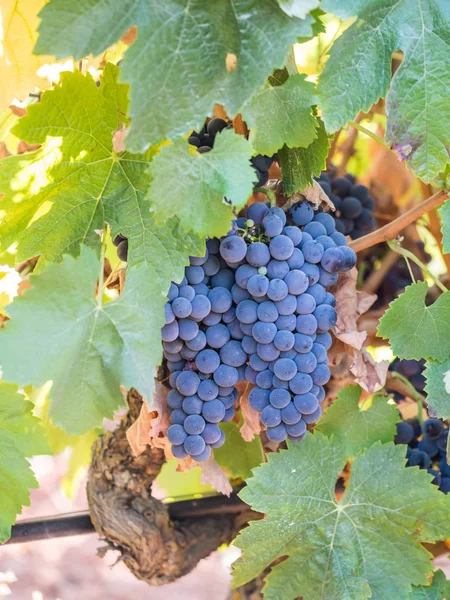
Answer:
xmin=87 ymin=389 xmax=245 ymax=585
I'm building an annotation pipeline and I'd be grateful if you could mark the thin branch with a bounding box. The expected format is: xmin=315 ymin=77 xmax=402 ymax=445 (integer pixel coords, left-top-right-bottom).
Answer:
xmin=386 ymin=371 xmax=425 ymax=424
xmin=349 ymin=190 xmax=449 ymax=253
xmin=388 ymin=239 xmax=448 ymax=293
xmin=349 ymin=121 xmax=389 ymax=149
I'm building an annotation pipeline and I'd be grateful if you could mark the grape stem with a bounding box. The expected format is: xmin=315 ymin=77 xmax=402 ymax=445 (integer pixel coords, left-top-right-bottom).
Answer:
xmin=385 ymin=371 xmax=425 ymax=424
xmin=254 ymin=186 xmax=276 ymax=207
xmin=348 ymin=121 xmax=389 ymax=149
xmin=349 ymin=190 xmax=449 ymax=252
xmin=387 ymin=239 xmax=448 ymax=293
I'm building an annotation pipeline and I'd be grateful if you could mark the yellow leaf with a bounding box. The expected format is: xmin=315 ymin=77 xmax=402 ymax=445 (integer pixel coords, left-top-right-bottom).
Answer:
xmin=0 ymin=0 xmax=52 ymax=108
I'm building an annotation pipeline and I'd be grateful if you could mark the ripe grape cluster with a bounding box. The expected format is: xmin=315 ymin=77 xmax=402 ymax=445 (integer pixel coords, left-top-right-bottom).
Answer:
xmin=188 ymin=117 xmax=274 ymax=187
xmin=316 ymin=172 xmax=376 ymax=239
xmin=241 ymin=201 xmax=356 ymax=443
xmin=387 ymin=358 xmax=425 ymax=402
xmin=163 ymin=238 xmax=244 ymax=462
xmin=161 ymin=200 xmax=356 ymax=458
xmin=395 ymin=418 xmax=450 ymax=493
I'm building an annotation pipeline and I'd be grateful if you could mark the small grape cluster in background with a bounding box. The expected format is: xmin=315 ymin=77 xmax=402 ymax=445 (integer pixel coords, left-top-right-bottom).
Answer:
xmin=387 ymin=357 xmax=426 ymax=401
xmin=316 ymin=171 xmax=376 ymax=239
xmin=161 ymin=200 xmax=356 ymax=459
xmin=395 ymin=418 xmax=450 ymax=493
xmin=188 ymin=117 xmax=275 ymax=187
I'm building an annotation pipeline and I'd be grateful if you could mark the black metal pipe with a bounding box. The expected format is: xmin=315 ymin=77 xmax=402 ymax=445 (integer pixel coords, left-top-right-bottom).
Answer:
xmin=5 ymin=492 xmax=248 ymax=545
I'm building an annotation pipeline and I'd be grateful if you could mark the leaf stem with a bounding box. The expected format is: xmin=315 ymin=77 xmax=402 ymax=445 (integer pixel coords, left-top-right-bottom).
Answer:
xmin=388 ymin=371 xmax=424 ymax=424
xmin=348 ymin=121 xmax=389 ymax=149
xmin=387 ymin=239 xmax=448 ymax=293
xmin=349 ymin=190 xmax=449 ymax=253
xmin=254 ymin=187 xmax=276 ymax=207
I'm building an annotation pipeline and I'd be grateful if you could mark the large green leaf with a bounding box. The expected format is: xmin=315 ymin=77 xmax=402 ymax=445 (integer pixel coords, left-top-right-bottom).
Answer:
xmin=0 ymin=246 xmax=166 ymax=434
xmin=215 ymin=418 xmax=264 ymax=480
xmin=0 ymin=383 xmax=50 ymax=542
xmin=316 ymin=385 xmax=399 ymax=455
xmin=319 ymin=0 xmax=450 ymax=182
xmin=146 ymin=129 xmax=255 ymax=237
xmin=377 ymin=282 xmax=450 ymax=361
xmin=0 ymin=63 xmax=204 ymax=289
xmin=424 ymin=358 xmax=450 ymax=420
xmin=35 ymin=1 xmax=312 ymax=151
xmin=233 ymin=434 xmax=450 ymax=600
xmin=35 ymin=0 xmax=144 ymax=59
xmin=241 ymin=73 xmax=318 ymax=156
xmin=278 ymin=117 xmax=329 ymax=195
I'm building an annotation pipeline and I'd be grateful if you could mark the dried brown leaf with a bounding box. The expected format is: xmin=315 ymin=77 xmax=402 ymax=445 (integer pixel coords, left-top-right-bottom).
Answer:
xmin=17 ymin=141 xmax=41 ymax=154
xmin=238 ymin=382 xmax=261 ymax=442
xmin=331 ymin=268 xmax=376 ymax=351
xmin=302 ymin=180 xmax=335 ymax=211
xmin=126 ymin=401 xmax=151 ymax=456
xmin=149 ymin=382 xmax=172 ymax=457
xmin=9 ymin=105 xmax=26 ymax=117
xmin=349 ymin=348 xmax=389 ymax=393
xmin=121 ymin=25 xmax=137 ymax=46
xmin=0 ymin=142 xmax=11 ymax=158
xmin=126 ymin=381 xmax=171 ymax=457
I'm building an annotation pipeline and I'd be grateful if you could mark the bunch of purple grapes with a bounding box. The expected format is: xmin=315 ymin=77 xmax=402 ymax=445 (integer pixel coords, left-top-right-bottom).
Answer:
xmin=162 ymin=200 xmax=356 ymax=457
xmin=387 ymin=358 xmax=426 ymax=403
xmin=162 ymin=237 xmax=249 ymax=462
xmin=188 ymin=117 xmax=274 ymax=187
xmin=236 ymin=201 xmax=356 ymax=443
xmin=395 ymin=418 xmax=450 ymax=493
xmin=316 ymin=172 xmax=376 ymax=239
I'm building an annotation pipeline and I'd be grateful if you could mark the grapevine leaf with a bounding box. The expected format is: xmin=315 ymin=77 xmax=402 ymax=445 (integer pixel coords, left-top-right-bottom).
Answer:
xmin=0 ymin=0 xmax=53 ymax=109
xmin=35 ymin=0 xmax=312 ymax=150
xmin=214 ymin=418 xmax=264 ymax=480
xmin=319 ymin=0 xmax=450 ymax=182
xmin=241 ymin=74 xmax=318 ymax=156
xmin=146 ymin=129 xmax=255 ymax=237
xmin=0 ymin=383 xmax=50 ymax=542
xmin=377 ymin=282 xmax=450 ymax=361
xmin=278 ymin=117 xmax=329 ymax=195
xmin=0 ymin=64 xmax=204 ymax=289
xmin=233 ymin=434 xmax=450 ymax=600
xmin=35 ymin=0 xmax=144 ymax=59
xmin=316 ymin=384 xmax=399 ymax=455
xmin=0 ymin=246 xmax=166 ymax=434
xmin=409 ymin=570 xmax=448 ymax=600
xmin=424 ymin=358 xmax=450 ymax=420
xmin=276 ymin=0 xmax=320 ymax=19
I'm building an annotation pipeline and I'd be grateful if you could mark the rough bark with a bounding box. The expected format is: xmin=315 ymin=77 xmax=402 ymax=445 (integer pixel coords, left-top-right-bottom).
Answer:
xmin=87 ymin=389 xmax=245 ymax=585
